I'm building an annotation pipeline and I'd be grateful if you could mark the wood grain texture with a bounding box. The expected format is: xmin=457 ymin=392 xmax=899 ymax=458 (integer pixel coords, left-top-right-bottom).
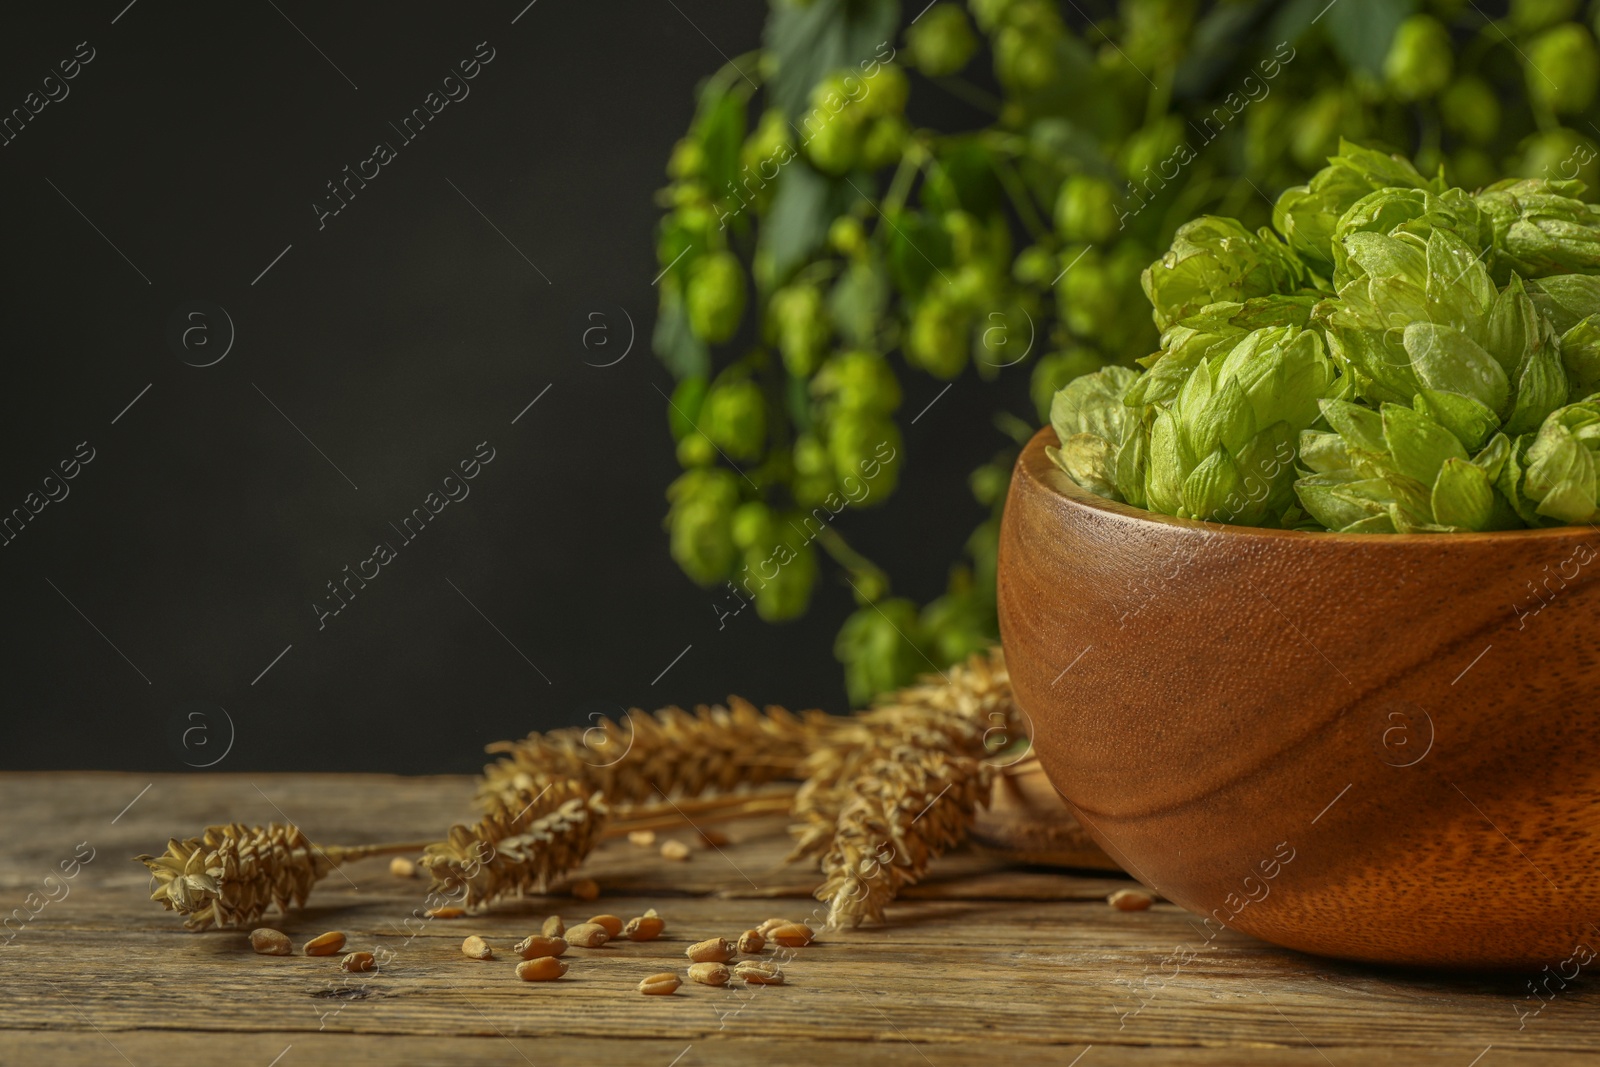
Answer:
xmin=998 ymin=427 xmax=1600 ymax=968
xmin=3 ymin=773 xmax=1599 ymax=1065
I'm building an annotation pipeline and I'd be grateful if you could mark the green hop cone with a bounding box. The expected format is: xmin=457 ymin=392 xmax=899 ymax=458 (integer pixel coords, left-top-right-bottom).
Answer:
xmin=1126 ymin=294 xmax=1318 ymax=412
xmin=906 ymin=3 xmax=977 ymax=76
xmin=1141 ymin=217 xmax=1307 ymax=331
xmin=1384 ymin=15 xmax=1454 ymax=102
xmin=829 ymin=216 xmax=868 ymax=259
xmin=994 ymin=2 xmax=1065 ymax=92
xmin=1180 ymin=328 xmax=1333 ymax=525
xmin=770 ymin=284 xmax=830 ymax=377
xmin=1120 ymin=116 xmax=1186 ymax=184
xmin=1046 ymin=365 xmax=1146 ymax=507
xmin=1440 ymin=77 xmax=1500 ymax=146
xmin=813 ymin=350 xmax=902 ymax=414
xmin=1511 ymin=0 xmax=1580 ymax=31
xmin=827 ymin=414 xmax=902 ymax=503
xmin=1526 ymin=23 xmax=1600 ymax=115
xmin=742 ymin=523 xmax=817 ymax=622
xmin=920 ymin=584 xmax=995 ymax=668
xmin=1274 ymin=140 xmax=1441 ymax=268
xmin=1516 ymin=397 xmax=1600 ymax=522
xmin=676 ymin=432 xmax=717 ymax=468
xmin=686 ymin=252 xmax=746 ymax=343
xmin=905 ymin=296 xmax=971 ymax=379
xmin=1013 ymin=245 xmax=1057 ymax=285
xmin=742 ymin=109 xmax=792 ymax=175
xmin=730 ymin=500 xmax=775 ymax=552
xmin=665 ymin=468 xmax=740 ymax=585
xmin=803 ymin=73 xmax=868 ymax=175
xmin=1054 ymin=174 xmax=1121 ymax=244
xmin=860 ymin=64 xmax=909 ymax=118
xmin=700 ymin=377 xmax=766 ymax=461
xmin=834 ymin=598 xmax=929 ymax=707
xmin=790 ymin=433 xmax=836 ymax=508
xmin=860 ymin=115 xmax=910 ymax=171
xmin=1295 ymin=399 xmax=1516 ymax=533
xmin=1477 ymin=178 xmax=1600 ymax=279
xmin=1515 ymin=129 xmax=1600 ymax=192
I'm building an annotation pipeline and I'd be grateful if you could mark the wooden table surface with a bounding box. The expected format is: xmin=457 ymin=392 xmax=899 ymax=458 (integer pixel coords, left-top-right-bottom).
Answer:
xmin=3 ymin=772 xmax=1597 ymax=1066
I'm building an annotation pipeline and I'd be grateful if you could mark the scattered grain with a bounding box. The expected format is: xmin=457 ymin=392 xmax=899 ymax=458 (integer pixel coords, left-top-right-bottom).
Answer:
xmin=566 ymin=922 xmax=610 ymax=948
xmin=638 ymin=971 xmax=682 ymax=995
xmin=461 ymin=935 xmax=493 ymax=960
xmin=388 ymin=856 xmax=417 ymax=879
xmin=426 ymin=906 xmax=466 ymax=919
xmin=698 ymin=828 xmax=731 ymax=848
xmin=688 ymin=961 xmax=730 ymax=986
xmin=542 ymin=915 xmax=566 ymax=937
xmin=1108 ymin=888 xmax=1154 ymax=911
xmin=570 ymin=878 xmax=600 ymax=901
xmin=248 ymin=928 xmax=291 ymax=956
xmin=624 ymin=915 xmax=665 ymax=941
xmin=769 ymin=923 xmax=814 ymax=947
xmin=588 ymin=914 xmax=624 ymax=938
xmin=341 ymin=951 xmax=376 ymax=973
xmin=303 ymin=931 xmax=346 ymax=956
xmin=685 ymin=937 xmax=735 ymax=963
xmin=515 ymin=956 xmax=568 ymax=981
xmin=627 ymin=830 xmax=657 ymax=848
xmin=659 ymin=840 xmax=691 ymax=862
xmin=737 ymin=929 xmax=765 ymax=954
xmin=734 ymin=961 xmax=784 ymax=985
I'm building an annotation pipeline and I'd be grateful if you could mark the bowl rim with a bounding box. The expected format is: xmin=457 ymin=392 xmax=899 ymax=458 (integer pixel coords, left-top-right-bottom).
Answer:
xmin=1020 ymin=426 xmax=1600 ymax=547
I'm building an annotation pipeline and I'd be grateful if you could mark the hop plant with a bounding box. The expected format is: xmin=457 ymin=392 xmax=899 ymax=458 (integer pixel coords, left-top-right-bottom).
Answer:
xmin=1050 ymin=140 xmax=1600 ymax=535
xmin=652 ymin=2 xmax=1600 ymax=702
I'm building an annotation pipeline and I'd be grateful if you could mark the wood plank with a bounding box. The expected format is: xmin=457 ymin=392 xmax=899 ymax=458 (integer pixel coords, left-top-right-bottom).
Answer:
xmin=2 ymin=772 xmax=1595 ymax=1066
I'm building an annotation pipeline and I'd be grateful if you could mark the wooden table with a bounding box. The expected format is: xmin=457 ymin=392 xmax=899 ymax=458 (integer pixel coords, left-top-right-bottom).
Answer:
xmin=3 ymin=773 xmax=1597 ymax=1065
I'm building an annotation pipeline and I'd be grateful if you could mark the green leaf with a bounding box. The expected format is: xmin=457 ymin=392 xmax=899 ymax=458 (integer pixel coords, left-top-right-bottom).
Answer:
xmin=668 ymin=376 xmax=710 ymax=441
xmin=763 ymin=0 xmax=899 ymax=118
xmin=1382 ymin=403 xmax=1468 ymax=486
xmin=694 ymin=86 xmax=747 ymax=196
xmin=759 ymin=162 xmax=851 ymax=288
xmin=1403 ymin=323 xmax=1510 ymax=414
xmin=1413 ymin=389 xmax=1499 ymax=452
xmin=1431 ymin=458 xmax=1495 ymax=531
xmin=652 ymin=285 xmax=711 ymax=380
xmin=828 ymin=261 xmax=888 ymax=347
xmin=882 ymin=210 xmax=954 ymax=299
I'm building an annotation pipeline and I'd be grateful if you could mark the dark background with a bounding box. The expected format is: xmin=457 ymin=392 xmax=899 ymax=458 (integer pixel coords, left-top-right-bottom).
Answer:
xmin=0 ymin=1 xmax=1003 ymax=772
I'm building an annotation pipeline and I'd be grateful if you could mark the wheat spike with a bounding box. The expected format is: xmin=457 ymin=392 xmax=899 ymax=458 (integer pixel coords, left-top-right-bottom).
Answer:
xmin=421 ymin=780 xmax=608 ymax=909
xmin=800 ymin=647 xmax=1024 ymax=928
xmin=478 ymin=697 xmax=839 ymax=811
xmin=135 ymin=823 xmax=423 ymax=931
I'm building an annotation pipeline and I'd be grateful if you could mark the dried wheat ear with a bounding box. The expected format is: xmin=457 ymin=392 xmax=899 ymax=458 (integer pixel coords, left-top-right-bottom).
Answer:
xmin=136 ymin=823 xmax=427 ymax=931
xmin=796 ymin=647 xmax=1024 ymax=929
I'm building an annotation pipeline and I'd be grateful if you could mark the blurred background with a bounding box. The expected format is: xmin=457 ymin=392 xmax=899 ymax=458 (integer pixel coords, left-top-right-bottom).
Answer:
xmin=2 ymin=0 xmax=1583 ymax=772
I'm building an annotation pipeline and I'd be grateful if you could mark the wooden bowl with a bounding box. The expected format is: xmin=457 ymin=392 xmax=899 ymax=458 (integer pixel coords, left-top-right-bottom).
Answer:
xmin=997 ymin=427 xmax=1600 ymax=968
